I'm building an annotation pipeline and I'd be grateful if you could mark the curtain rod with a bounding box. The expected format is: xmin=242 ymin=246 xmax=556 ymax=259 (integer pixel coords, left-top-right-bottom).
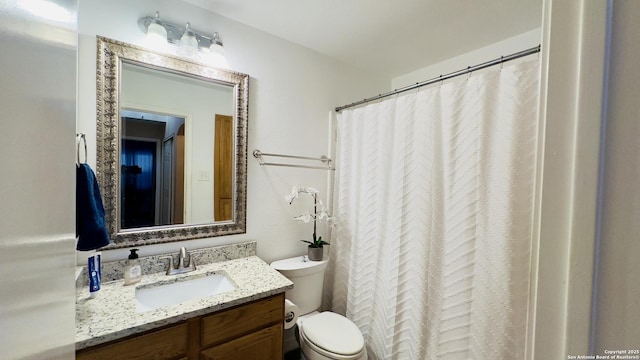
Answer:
xmin=335 ymin=44 xmax=541 ymax=113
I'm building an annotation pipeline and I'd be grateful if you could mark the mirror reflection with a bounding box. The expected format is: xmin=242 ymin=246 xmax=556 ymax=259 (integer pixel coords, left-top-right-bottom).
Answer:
xmin=96 ymin=37 xmax=248 ymax=248
xmin=120 ymin=62 xmax=234 ymax=230
xmin=121 ymin=111 xmax=186 ymax=228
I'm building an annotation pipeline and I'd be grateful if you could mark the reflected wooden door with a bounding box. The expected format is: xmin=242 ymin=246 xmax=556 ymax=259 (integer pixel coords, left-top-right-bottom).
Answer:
xmin=174 ymin=125 xmax=185 ymax=224
xmin=214 ymin=115 xmax=233 ymax=221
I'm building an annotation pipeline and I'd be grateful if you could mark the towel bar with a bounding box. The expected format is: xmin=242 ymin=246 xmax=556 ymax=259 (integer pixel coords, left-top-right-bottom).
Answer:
xmin=253 ymin=149 xmax=335 ymax=171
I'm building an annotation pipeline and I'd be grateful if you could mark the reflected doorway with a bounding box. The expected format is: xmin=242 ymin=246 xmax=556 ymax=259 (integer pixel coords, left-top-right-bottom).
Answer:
xmin=121 ymin=111 xmax=185 ymax=230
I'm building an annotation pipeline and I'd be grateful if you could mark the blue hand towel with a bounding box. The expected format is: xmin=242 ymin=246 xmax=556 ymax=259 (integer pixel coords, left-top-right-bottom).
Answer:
xmin=76 ymin=163 xmax=110 ymax=251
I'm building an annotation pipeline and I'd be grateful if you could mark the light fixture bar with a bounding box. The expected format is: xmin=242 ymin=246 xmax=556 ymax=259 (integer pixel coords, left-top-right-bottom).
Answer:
xmin=138 ymin=13 xmax=221 ymax=50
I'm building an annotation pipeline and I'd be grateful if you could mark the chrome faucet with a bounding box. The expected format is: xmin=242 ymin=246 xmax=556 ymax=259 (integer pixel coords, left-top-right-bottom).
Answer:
xmin=178 ymin=247 xmax=187 ymax=269
xmin=161 ymin=247 xmax=197 ymax=275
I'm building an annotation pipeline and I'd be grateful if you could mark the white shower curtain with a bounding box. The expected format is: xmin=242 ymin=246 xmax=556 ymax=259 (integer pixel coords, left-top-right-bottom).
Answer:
xmin=326 ymin=58 xmax=540 ymax=360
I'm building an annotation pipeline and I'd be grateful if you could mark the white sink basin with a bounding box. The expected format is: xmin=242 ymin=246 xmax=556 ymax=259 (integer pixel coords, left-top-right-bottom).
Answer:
xmin=135 ymin=272 xmax=236 ymax=313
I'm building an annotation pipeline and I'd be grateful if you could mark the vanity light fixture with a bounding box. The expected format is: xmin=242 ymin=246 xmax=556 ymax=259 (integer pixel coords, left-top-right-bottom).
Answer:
xmin=138 ymin=11 xmax=226 ymax=65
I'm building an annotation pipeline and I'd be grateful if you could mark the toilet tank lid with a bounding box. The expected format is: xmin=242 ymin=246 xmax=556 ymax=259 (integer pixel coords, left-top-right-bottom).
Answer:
xmin=302 ymin=312 xmax=364 ymax=356
xmin=270 ymin=256 xmax=328 ymax=275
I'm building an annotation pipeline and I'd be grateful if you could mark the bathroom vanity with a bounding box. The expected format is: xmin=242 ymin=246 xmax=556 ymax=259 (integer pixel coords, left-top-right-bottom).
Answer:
xmin=75 ymin=254 xmax=293 ymax=360
xmin=77 ymin=294 xmax=284 ymax=360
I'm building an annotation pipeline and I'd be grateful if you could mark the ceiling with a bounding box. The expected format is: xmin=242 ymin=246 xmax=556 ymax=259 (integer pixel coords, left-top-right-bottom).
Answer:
xmin=183 ymin=0 xmax=543 ymax=78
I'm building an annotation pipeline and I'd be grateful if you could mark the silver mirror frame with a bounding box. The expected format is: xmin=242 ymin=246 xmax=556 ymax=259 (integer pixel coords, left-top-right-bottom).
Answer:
xmin=96 ymin=36 xmax=248 ymax=249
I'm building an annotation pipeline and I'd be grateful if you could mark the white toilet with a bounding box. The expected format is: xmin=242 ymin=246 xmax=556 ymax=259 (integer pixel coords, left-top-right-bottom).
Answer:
xmin=271 ymin=256 xmax=367 ymax=360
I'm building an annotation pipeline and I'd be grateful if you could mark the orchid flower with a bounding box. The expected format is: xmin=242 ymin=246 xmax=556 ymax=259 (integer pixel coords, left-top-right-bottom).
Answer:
xmin=304 ymin=187 xmax=319 ymax=194
xmin=316 ymin=201 xmax=330 ymax=221
xmin=293 ymin=212 xmax=312 ymax=223
xmin=317 ymin=211 xmax=329 ymax=221
xmin=285 ymin=186 xmax=299 ymax=204
xmin=287 ymin=185 xmax=332 ymax=248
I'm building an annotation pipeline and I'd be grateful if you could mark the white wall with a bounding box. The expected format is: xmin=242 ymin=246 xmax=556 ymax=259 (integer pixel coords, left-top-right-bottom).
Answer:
xmin=392 ymin=29 xmax=541 ymax=89
xmin=0 ymin=0 xmax=77 ymax=358
xmin=595 ymin=0 xmax=640 ymax=350
xmin=77 ymin=0 xmax=388 ymax=263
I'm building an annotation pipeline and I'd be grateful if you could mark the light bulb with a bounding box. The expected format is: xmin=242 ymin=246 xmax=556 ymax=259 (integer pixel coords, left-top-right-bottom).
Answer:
xmin=145 ymin=12 xmax=167 ymax=46
xmin=207 ymin=33 xmax=228 ymax=68
xmin=177 ymin=22 xmax=199 ymax=59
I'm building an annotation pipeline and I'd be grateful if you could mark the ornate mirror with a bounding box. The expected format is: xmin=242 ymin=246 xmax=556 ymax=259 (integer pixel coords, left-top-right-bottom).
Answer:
xmin=96 ymin=37 xmax=248 ymax=248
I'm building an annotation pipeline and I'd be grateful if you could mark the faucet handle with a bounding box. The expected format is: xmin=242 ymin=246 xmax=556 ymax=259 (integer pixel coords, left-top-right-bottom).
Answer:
xmin=159 ymin=256 xmax=174 ymax=275
xmin=187 ymin=255 xmax=196 ymax=270
xmin=181 ymin=247 xmax=196 ymax=269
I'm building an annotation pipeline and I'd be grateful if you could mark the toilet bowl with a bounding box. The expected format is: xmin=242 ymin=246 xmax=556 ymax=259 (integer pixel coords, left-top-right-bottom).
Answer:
xmin=271 ymin=256 xmax=367 ymax=360
xmin=297 ymin=312 xmax=367 ymax=360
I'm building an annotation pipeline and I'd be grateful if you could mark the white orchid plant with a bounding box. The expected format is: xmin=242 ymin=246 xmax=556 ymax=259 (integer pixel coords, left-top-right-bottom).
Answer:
xmin=286 ymin=186 xmax=332 ymax=248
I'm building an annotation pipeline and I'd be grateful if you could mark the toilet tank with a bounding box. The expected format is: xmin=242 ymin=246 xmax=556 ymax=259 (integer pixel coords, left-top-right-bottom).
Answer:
xmin=271 ymin=256 xmax=328 ymax=315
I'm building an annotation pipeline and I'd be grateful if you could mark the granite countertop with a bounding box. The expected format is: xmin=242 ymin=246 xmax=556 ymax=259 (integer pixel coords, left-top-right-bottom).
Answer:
xmin=76 ymin=255 xmax=293 ymax=350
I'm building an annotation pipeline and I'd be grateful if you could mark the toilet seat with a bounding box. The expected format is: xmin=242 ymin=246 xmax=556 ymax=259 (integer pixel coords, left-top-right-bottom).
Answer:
xmin=298 ymin=312 xmax=366 ymax=359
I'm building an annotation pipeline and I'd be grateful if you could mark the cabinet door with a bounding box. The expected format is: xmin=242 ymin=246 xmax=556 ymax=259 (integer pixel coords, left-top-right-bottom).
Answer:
xmin=200 ymin=323 xmax=282 ymax=360
xmin=201 ymin=294 xmax=284 ymax=348
xmin=76 ymin=323 xmax=189 ymax=360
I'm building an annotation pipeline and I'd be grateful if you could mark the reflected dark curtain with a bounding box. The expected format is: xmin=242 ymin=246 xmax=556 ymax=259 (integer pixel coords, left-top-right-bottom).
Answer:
xmin=121 ymin=139 xmax=156 ymax=228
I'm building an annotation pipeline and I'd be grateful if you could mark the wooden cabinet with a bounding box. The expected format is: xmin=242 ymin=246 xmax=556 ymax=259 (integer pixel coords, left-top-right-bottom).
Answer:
xmin=76 ymin=323 xmax=189 ymax=360
xmin=201 ymin=324 xmax=282 ymax=360
xmin=77 ymin=294 xmax=284 ymax=360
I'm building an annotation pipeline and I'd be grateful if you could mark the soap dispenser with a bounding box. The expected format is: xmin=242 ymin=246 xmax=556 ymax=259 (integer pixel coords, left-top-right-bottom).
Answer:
xmin=124 ymin=248 xmax=142 ymax=285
